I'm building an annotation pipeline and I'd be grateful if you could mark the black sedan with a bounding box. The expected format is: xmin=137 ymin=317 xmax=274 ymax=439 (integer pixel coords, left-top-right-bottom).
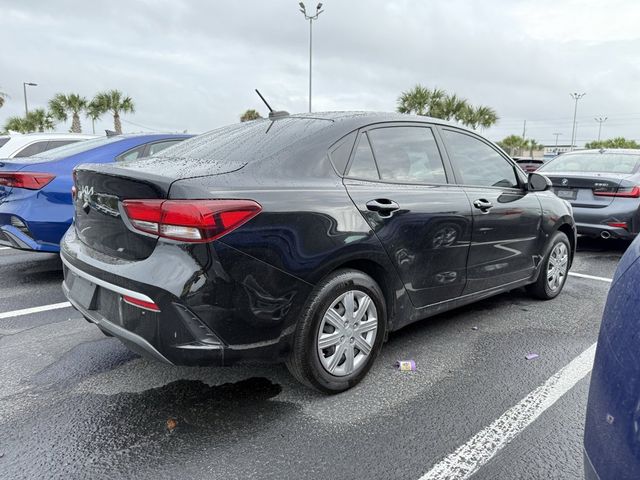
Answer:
xmin=61 ymin=112 xmax=576 ymax=393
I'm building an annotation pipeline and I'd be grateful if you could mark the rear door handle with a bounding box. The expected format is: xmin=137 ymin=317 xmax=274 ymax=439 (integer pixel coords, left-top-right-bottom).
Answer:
xmin=366 ymin=199 xmax=400 ymax=214
xmin=473 ymin=199 xmax=493 ymax=211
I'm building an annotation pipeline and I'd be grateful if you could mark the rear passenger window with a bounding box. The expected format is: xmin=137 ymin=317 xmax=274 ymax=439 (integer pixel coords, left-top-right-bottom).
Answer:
xmin=46 ymin=140 xmax=78 ymax=151
xmin=367 ymin=127 xmax=447 ymax=184
xmin=116 ymin=145 xmax=146 ymax=162
xmin=329 ymin=131 xmax=357 ymax=174
xmin=347 ymin=134 xmax=379 ymax=180
xmin=148 ymin=140 xmax=181 ymax=156
xmin=14 ymin=141 xmax=49 ymax=157
xmin=443 ymin=129 xmax=519 ymax=188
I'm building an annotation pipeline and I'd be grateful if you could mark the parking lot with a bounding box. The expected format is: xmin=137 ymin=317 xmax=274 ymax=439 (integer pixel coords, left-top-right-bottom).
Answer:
xmin=0 ymin=237 xmax=625 ymax=480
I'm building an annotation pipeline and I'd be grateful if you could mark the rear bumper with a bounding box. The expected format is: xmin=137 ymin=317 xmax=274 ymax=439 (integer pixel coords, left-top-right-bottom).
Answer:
xmin=573 ymin=203 xmax=640 ymax=239
xmin=0 ymin=225 xmax=60 ymax=252
xmin=60 ymin=226 xmax=312 ymax=366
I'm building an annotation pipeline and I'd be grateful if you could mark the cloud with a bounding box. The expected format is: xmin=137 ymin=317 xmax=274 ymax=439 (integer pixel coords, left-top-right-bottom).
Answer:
xmin=1 ymin=0 xmax=638 ymax=145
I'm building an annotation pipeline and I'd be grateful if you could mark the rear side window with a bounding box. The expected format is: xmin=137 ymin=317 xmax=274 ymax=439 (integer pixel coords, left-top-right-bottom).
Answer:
xmin=347 ymin=134 xmax=379 ymax=180
xmin=45 ymin=140 xmax=79 ymax=151
xmin=329 ymin=132 xmax=357 ymax=174
xmin=116 ymin=145 xmax=146 ymax=162
xmin=0 ymin=138 xmax=9 ymax=148
xmin=148 ymin=140 xmax=182 ymax=156
xmin=14 ymin=141 xmax=50 ymax=157
xmin=443 ymin=129 xmax=519 ymax=188
xmin=367 ymin=127 xmax=447 ymax=183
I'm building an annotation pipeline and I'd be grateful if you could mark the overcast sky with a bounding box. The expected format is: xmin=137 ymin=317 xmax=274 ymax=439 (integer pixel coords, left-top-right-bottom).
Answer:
xmin=1 ymin=0 xmax=639 ymax=146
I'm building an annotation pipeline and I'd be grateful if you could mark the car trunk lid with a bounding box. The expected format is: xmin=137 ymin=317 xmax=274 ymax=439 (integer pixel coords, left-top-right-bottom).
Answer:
xmin=544 ymin=172 xmax=634 ymax=208
xmin=73 ymin=159 xmax=248 ymax=261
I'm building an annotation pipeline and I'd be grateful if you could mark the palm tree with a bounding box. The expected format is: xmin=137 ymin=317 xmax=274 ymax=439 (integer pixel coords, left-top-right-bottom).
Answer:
xmin=526 ymin=139 xmax=542 ymax=159
xmin=240 ymin=109 xmax=262 ymax=122
xmin=459 ymin=105 xmax=499 ymax=130
xmin=397 ymin=85 xmax=432 ymax=115
xmin=4 ymin=116 xmax=29 ymax=133
xmin=4 ymin=109 xmax=56 ymax=133
xmin=0 ymin=90 xmax=7 ymax=109
xmin=93 ymin=90 xmax=135 ymax=134
xmin=441 ymin=94 xmax=469 ymax=122
xmin=497 ymin=135 xmax=527 ymax=157
xmin=86 ymin=99 xmax=105 ymax=134
xmin=49 ymin=93 xmax=88 ymax=133
xmin=26 ymin=108 xmax=55 ymax=132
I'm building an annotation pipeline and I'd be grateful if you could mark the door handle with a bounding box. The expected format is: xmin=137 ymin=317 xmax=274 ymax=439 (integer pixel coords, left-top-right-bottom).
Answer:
xmin=366 ymin=199 xmax=400 ymax=214
xmin=473 ymin=199 xmax=493 ymax=212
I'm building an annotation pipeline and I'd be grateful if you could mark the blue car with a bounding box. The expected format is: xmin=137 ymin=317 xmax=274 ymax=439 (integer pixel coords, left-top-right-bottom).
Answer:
xmin=0 ymin=133 xmax=191 ymax=252
xmin=584 ymin=236 xmax=640 ymax=479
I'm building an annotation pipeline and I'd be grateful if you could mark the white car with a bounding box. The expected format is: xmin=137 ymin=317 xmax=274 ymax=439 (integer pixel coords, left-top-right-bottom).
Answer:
xmin=0 ymin=133 xmax=98 ymax=158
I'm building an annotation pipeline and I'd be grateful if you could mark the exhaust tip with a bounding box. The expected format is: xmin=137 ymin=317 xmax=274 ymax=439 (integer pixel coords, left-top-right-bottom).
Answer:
xmin=601 ymin=231 xmax=611 ymax=239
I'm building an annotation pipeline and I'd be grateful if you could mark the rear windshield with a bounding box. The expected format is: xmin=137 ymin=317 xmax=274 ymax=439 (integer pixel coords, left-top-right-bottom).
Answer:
xmin=23 ymin=136 xmax=121 ymax=161
xmin=540 ymin=152 xmax=640 ymax=174
xmin=150 ymin=117 xmax=335 ymax=164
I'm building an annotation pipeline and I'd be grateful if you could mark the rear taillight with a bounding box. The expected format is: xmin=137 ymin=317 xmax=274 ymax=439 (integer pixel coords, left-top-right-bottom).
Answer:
xmin=593 ymin=186 xmax=640 ymax=198
xmin=0 ymin=172 xmax=55 ymax=190
xmin=122 ymin=199 xmax=262 ymax=243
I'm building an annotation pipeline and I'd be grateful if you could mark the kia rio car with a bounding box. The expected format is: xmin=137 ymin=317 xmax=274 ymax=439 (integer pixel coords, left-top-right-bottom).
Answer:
xmin=537 ymin=149 xmax=640 ymax=240
xmin=61 ymin=112 xmax=576 ymax=393
xmin=0 ymin=133 xmax=191 ymax=252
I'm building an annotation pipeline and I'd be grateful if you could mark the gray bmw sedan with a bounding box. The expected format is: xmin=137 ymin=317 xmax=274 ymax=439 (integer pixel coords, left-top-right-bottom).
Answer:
xmin=538 ymin=149 xmax=640 ymax=240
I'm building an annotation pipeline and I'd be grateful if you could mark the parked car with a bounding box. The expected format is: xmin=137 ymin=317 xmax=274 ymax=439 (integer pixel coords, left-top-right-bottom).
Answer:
xmin=584 ymin=234 xmax=640 ymax=480
xmin=0 ymin=132 xmax=97 ymax=158
xmin=513 ymin=156 xmax=544 ymax=173
xmin=60 ymin=112 xmax=576 ymax=393
xmin=537 ymin=149 xmax=640 ymax=240
xmin=0 ymin=133 xmax=191 ymax=252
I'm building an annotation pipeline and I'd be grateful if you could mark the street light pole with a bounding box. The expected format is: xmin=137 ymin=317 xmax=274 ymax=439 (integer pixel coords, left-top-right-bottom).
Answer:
xmin=299 ymin=2 xmax=324 ymax=113
xmin=595 ymin=116 xmax=607 ymax=142
xmin=569 ymin=92 xmax=586 ymax=151
xmin=553 ymin=132 xmax=562 ymax=153
xmin=23 ymin=82 xmax=38 ymax=116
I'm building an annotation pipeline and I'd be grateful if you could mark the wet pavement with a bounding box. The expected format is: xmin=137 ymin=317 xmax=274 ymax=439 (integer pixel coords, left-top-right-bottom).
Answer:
xmin=0 ymin=237 xmax=626 ymax=479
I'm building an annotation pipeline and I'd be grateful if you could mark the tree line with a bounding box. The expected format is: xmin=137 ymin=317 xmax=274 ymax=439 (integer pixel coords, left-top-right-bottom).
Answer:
xmin=0 ymin=89 xmax=134 ymax=135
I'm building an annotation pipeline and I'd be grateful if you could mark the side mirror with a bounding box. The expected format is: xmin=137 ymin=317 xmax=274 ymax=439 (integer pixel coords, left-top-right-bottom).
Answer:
xmin=528 ymin=172 xmax=552 ymax=192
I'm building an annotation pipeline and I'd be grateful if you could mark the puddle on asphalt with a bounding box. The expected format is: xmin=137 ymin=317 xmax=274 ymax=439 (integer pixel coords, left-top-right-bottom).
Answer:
xmin=1 ymin=377 xmax=291 ymax=479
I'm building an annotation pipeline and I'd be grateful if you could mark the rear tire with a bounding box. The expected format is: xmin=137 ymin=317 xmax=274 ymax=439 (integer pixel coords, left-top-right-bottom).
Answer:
xmin=527 ymin=231 xmax=570 ymax=300
xmin=286 ymin=269 xmax=386 ymax=394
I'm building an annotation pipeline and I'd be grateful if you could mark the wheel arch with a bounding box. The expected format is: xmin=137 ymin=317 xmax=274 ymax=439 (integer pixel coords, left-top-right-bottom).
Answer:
xmin=327 ymin=258 xmax=399 ymax=334
xmin=556 ymin=221 xmax=576 ymax=267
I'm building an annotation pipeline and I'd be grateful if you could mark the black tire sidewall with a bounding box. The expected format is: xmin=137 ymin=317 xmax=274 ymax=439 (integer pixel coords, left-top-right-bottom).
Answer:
xmin=300 ymin=271 xmax=386 ymax=393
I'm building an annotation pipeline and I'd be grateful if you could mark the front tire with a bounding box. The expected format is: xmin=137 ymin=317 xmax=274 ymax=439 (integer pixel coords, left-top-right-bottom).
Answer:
xmin=286 ymin=269 xmax=387 ymax=394
xmin=527 ymin=231 xmax=571 ymax=300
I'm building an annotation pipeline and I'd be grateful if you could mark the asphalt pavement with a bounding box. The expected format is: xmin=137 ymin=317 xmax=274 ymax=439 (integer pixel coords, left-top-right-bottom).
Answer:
xmin=0 ymin=237 xmax=628 ymax=480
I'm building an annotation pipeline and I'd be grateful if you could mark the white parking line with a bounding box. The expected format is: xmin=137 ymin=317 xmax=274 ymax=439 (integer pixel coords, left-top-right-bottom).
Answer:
xmin=419 ymin=343 xmax=597 ymax=480
xmin=569 ymin=272 xmax=613 ymax=283
xmin=0 ymin=302 xmax=71 ymax=320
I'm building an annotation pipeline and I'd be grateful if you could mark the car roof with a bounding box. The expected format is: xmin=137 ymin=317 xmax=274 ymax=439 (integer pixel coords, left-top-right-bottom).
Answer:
xmin=0 ymin=133 xmax=100 ymax=158
xmin=563 ymin=148 xmax=640 ymax=155
xmin=287 ymin=111 xmax=466 ymax=131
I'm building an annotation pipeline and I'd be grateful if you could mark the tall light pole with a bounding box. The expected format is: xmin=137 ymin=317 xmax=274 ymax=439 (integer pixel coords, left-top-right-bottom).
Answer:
xmin=553 ymin=132 xmax=562 ymax=153
xmin=595 ymin=116 xmax=607 ymax=142
xmin=569 ymin=92 xmax=586 ymax=151
xmin=23 ymin=82 xmax=38 ymax=116
xmin=299 ymin=2 xmax=324 ymax=113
